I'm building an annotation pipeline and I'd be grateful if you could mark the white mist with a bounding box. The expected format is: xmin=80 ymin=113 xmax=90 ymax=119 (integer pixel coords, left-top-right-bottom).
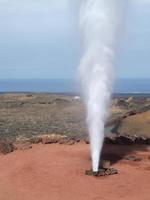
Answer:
xmin=78 ymin=0 xmax=124 ymax=172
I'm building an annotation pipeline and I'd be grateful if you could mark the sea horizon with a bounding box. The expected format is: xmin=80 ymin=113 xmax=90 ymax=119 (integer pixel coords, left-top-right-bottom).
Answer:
xmin=0 ymin=78 xmax=150 ymax=95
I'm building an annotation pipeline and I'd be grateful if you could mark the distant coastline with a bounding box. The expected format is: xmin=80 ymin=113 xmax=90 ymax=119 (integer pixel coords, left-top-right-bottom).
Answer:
xmin=0 ymin=79 xmax=150 ymax=95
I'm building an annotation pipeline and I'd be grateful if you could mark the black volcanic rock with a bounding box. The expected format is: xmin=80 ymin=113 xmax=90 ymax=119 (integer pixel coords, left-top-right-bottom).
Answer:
xmin=0 ymin=140 xmax=14 ymax=154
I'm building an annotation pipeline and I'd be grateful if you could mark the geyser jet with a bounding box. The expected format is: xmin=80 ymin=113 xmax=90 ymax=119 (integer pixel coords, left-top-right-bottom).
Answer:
xmin=78 ymin=0 xmax=124 ymax=172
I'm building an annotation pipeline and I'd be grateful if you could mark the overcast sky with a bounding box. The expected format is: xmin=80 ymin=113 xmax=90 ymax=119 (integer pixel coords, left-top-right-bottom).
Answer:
xmin=0 ymin=0 xmax=150 ymax=79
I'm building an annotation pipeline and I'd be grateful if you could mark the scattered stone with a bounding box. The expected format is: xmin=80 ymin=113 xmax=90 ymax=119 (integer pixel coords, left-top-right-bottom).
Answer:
xmin=135 ymin=137 xmax=147 ymax=144
xmin=100 ymin=160 xmax=110 ymax=169
xmin=124 ymin=155 xmax=142 ymax=162
xmin=67 ymin=140 xmax=75 ymax=145
xmin=105 ymin=134 xmax=150 ymax=145
xmin=85 ymin=160 xmax=118 ymax=176
xmin=13 ymin=138 xmax=32 ymax=150
xmin=85 ymin=168 xmax=118 ymax=177
xmin=84 ymin=138 xmax=90 ymax=144
xmin=59 ymin=138 xmax=76 ymax=145
xmin=75 ymin=139 xmax=80 ymax=143
xmin=115 ymin=135 xmax=134 ymax=145
xmin=146 ymin=138 xmax=150 ymax=144
xmin=31 ymin=136 xmax=42 ymax=144
xmin=85 ymin=170 xmax=97 ymax=176
xmin=59 ymin=138 xmax=68 ymax=144
xmin=42 ymin=134 xmax=66 ymax=144
xmin=0 ymin=140 xmax=14 ymax=154
xmin=104 ymin=136 xmax=116 ymax=144
xmin=78 ymin=139 xmax=86 ymax=144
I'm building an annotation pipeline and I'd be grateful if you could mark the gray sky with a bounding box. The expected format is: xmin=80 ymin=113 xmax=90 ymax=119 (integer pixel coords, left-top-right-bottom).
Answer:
xmin=0 ymin=0 xmax=150 ymax=79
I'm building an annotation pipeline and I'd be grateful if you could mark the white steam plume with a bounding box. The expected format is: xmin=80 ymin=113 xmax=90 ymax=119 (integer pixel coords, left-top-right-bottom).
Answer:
xmin=78 ymin=0 xmax=124 ymax=172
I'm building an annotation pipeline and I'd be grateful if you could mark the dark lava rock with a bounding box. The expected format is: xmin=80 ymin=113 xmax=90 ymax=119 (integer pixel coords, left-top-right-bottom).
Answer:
xmin=124 ymin=155 xmax=142 ymax=162
xmin=41 ymin=134 xmax=66 ymax=144
xmin=0 ymin=140 xmax=14 ymax=154
xmin=104 ymin=135 xmax=117 ymax=144
xmin=85 ymin=160 xmax=118 ymax=176
xmin=84 ymin=138 xmax=90 ymax=144
xmin=85 ymin=168 xmax=118 ymax=177
xmin=100 ymin=160 xmax=110 ymax=169
xmin=146 ymin=138 xmax=150 ymax=144
xmin=135 ymin=137 xmax=147 ymax=144
xmin=58 ymin=138 xmax=68 ymax=144
xmin=13 ymin=139 xmax=32 ymax=150
xmin=59 ymin=138 xmax=75 ymax=145
xmin=115 ymin=135 xmax=135 ymax=145
xmin=31 ymin=136 xmax=42 ymax=144
xmin=75 ymin=139 xmax=80 ymax=143
xmin=105 ymin=134 xmax=135 ymax=145
xmin=67 ymin=140 xmax=75 ymax=145
xmin=105 ymin=135 xmax=150 ymax=145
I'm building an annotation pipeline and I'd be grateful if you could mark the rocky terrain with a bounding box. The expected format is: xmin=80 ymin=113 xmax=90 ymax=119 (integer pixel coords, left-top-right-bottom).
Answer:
xmin=0 ymin=93 xmax=149 ymax=154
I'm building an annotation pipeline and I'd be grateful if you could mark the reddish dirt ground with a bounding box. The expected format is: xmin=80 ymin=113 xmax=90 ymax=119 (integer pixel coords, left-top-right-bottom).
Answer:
xmin=0 ymin=143 xmax=150 ymax=200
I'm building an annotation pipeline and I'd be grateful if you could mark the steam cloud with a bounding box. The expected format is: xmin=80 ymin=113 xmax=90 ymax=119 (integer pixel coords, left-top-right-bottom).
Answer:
xmin=78 ymin=0 xmax=124 ymax=172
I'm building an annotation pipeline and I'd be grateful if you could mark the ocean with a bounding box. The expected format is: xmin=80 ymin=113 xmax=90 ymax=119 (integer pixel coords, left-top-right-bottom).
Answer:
xmin=0 ymin=79 xmax=150 ymax=95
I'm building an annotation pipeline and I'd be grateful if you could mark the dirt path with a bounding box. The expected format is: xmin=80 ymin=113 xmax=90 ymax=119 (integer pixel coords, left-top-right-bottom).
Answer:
xmin=0 ymin=143 xmax=150 ymax=200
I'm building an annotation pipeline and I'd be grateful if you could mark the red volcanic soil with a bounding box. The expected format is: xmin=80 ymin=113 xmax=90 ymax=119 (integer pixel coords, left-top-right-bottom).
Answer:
xmin=0 ymin=143 xmax=150 ymax=200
